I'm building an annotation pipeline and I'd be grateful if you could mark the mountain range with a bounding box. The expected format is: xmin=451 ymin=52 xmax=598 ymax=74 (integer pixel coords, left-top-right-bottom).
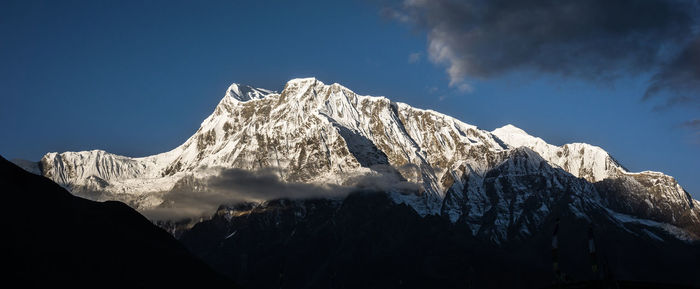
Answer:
xmin=12 ymin=77 xmax=700 ymax=287
xmin=19 ymin=78 xmax=699 ymax=241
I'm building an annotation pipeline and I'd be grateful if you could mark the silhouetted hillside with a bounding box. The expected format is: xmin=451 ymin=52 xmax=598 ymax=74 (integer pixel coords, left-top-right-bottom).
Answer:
xmin=1 ymin=156 xmax=234 ymax=288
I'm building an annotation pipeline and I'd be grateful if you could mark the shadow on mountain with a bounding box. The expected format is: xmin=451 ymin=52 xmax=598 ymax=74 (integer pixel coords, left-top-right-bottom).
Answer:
xmin=334 ymin=123 xmax=389 ymax=167
xmin=1 ymin=156 xmax=235 ymax=288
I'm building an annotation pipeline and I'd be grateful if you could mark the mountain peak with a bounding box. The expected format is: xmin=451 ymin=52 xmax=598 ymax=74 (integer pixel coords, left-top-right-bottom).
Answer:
xmin=492 ymin=124 xmax=529 ymax=137
xmin=225 ymin=83 xmax=275 ymax=102
xmin=285 ymin=77 xmax=323 ymax=88
xmin=491 ymin=124 xmax=541 ymax=148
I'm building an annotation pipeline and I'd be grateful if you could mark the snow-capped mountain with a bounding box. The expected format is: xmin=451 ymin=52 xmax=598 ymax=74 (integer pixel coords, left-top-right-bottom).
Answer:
xmin=29 ymin=77 xmax=700 ymax=242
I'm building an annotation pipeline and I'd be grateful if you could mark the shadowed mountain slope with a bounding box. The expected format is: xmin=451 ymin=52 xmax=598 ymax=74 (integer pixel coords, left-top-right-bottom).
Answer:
xmin=1 ymin=156 xmax=235 ymax=288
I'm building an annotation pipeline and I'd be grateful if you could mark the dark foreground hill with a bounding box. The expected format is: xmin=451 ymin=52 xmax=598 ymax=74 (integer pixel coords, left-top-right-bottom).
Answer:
xmin=180 ymin=192 xmax=700 ymax=289
xmin=1 ymin=156 xmax=234 ymax=288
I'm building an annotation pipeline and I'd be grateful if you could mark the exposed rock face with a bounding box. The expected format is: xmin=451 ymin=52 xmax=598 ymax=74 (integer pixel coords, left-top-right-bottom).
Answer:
xmin=595 ymin=172 xmax=700 ymax=238
xmin=26 ymin=77 xmax=699 ymax=242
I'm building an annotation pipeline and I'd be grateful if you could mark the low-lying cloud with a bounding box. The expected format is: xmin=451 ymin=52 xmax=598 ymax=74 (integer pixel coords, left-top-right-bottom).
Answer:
xmin=143 ymin=165 xmax=423 ymax=220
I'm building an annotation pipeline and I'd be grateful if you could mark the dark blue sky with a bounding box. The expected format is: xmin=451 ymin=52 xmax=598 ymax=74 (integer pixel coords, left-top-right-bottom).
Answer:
xmin=1 ymin=0 xmax=698 ymax=197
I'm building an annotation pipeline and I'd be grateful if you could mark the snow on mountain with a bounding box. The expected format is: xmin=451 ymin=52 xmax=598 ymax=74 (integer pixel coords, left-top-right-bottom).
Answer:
xmin=31 ymin=77 xmax=699 ymax=242
xmin=492 ymin=124 xmax=625 ymax=182
xmin=490 ymin=124 xmax=699 ymax=239
xmin=225 ymin=83 xmax=275 ymax=102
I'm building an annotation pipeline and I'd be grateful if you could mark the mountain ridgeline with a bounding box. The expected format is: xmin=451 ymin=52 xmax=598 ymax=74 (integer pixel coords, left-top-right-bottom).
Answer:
xmin=14 ymin=78 xmax=700 ymax=287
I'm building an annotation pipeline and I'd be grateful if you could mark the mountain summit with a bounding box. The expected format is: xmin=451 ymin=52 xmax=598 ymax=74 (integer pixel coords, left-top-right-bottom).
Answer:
xmin=225 ymin=83 xmax=276 ymax=102
xmin=28 ymin=78 xmax=700 ymax=242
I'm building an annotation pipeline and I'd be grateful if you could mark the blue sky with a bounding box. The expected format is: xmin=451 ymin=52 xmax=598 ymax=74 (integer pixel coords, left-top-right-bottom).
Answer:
xmin=1 ymin=0 xmax=698 ymax=197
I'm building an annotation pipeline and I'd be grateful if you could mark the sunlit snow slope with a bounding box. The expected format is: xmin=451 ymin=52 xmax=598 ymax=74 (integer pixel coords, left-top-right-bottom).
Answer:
xmin=28 ymin=78 xmax=700 ymax=242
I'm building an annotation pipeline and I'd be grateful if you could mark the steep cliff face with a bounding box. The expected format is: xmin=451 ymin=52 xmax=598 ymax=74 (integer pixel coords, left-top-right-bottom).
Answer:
xmin=30 ymin=77 xmax=699 ymax=242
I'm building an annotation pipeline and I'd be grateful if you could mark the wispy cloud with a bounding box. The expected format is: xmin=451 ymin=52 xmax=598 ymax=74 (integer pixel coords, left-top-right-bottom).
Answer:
xmin=680 ymin=119 xmax=700 ymax=145
xmin=408 ymin=52 xmax=422 ymax=63
xmin=681 ymin=119 xmax=700 ymax=130
xmin=681 ymin=119 xmax=700 ymax=136
xmin=456 ymin=83 xmax=472 ymax=93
